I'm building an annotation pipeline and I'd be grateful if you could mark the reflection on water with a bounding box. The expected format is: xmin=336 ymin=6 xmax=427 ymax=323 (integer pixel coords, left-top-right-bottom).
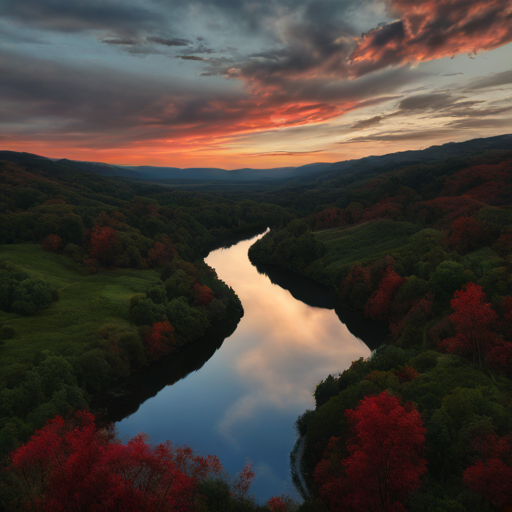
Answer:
xmin=116 ymin=233 xmax=373 ymax=502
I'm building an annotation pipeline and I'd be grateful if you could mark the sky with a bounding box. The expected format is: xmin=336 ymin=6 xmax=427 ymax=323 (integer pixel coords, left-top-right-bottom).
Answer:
xmin=1 ymin=0 xmax=512 ymax=169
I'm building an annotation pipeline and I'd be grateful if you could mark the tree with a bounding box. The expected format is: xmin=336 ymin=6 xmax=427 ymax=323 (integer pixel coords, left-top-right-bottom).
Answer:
xmin=447 ymin=216 xmax=487 ymax=254
xmin=442 ymin=283 xmax=498 ymax=366
xmin=10 ymin=411 xmax=253 ymax=512
xmin=11 ymin=278 xmax=53 ymax=316
xmin=464 ymin=433 xmax=512 ymax=509
xmin=365 ymin=267 xmax=405 ymax=321
xmin=144 ymin=321 xmax=176 ymax=361
xmin=89 ymin=226 xmax=118 ymax=266
xmin=42 ymin=234 xmax=62 ymax=253
xmin=194 ymin=283 xmax=215 ymax=306
xmin=315 ymin=391 xmax=427 ymax=512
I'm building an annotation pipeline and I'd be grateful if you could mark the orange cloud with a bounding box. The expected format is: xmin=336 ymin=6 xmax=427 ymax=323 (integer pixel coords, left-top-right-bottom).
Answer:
xmin=351 ymin=0 xmax=512 ymax=75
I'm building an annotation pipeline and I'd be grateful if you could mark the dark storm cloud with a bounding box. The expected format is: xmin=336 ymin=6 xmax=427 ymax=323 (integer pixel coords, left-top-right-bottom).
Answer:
xmin=0 ymin=0 xmax=160 ymax=35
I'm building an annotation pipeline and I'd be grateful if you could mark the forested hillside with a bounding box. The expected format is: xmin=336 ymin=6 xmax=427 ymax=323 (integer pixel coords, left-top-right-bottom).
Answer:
xmin=2 ymin=134 xmax=512 ymax=511
xmin=0 ymin=152 xmax=293 ymax=510
xmin=248 ymin=135 xmax=512 ymax=511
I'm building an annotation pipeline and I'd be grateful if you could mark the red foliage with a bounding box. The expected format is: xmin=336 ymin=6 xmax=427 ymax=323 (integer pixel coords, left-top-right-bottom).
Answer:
xmin=89 ymin=226 xmax=118 ymax=266
xmin=441 ymin=283 xmax=498 ymax=366
xmin=10 ymin=411 xmax=248 ymax=512
xmin=486 ymin=342 xmax=512 ymax=377
xmin=449 ymin=159 xmax=512 ymax=206
xmin=144 ymin=321 xmax=176 ymax=361
xmin=42 ymin=234 xmax=62 ymax=253
xmin=194 ymin=283 xmax=215 ymax=306
xmin=362 ymin=194 xmax=406 ymax=222
xmin=148 ymin=237 xmax=176 ymax=267
xmin=267 ymin=496 xmax=290 ymax=511
xmin=315 ymin=392 xmax=426 ymax=512
xmin=447 ymin=216 xmax=487 ymax=254
xmin=314 ymin=208 xmax=350 ymax=230
xmin=414 ymin=195 xmax=484 ymax=228
xmin=391 ymin=293 xmax=434 ymax=339
xmin=464 ymin=433 xmax=512 ymax=509
xmin=394 ymin=365 xmax=419 ymax=384
xmin=148 ymin=242 xmax=167 ymax=267
xmin=365 ymin=267 xmax=405 ymax=321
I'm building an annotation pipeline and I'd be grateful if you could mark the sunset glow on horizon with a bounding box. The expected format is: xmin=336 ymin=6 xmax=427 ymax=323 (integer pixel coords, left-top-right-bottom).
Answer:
xmin=1 ymin=0 xmax=512 ymax=169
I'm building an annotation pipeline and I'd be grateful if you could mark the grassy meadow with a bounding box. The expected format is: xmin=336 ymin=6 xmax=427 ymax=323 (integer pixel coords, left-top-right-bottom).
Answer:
xmin=313 ymin=219 xmax=421 ymax=276
xmin=0 ymin=244 xmax=160 ymax=369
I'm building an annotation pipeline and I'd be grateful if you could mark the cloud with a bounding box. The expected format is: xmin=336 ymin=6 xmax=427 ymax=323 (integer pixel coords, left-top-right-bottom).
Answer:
xmin=397 ymin=93 xmax=455 ymax=111
xmin=0 ymin=0 xmax=159 ymax=35
xmin=342 ymin=128 xmax=454 ymax=143
xmin=447 ymin=117 xmax=512 ymax=129
xmin=465 ymin=69 xmax=512 ymax=90
xmin=147 ymin=36 xmax=191 ymax=47
xmin=176 ymin=55 xmax=206 ymax=61
xmin=352 ymin=116 xmax=384 ymax=130
xmin=350 ymin=0 xmax=512 ymax=76
xmin=100 ymin=37 xmax=139 ymax=46
xmin=244 ymin=150 xmax=326 ymax=157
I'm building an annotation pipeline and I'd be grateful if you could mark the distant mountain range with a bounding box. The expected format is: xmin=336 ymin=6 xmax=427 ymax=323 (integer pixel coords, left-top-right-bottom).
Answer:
xmin=55 ymin=159 xmax=334 ymax=181
xmin=2 ymin=134 xmax=511 ymax=183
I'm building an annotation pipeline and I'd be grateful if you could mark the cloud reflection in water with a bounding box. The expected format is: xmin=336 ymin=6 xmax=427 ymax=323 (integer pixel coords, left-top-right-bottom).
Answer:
xmin=117 ymin=234 xmax=370 ymax=501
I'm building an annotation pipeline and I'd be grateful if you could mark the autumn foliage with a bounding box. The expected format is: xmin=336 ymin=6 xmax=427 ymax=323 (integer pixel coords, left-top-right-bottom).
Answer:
xmin=194 ymin=283 xmax=215 ymax=306
xmin=464 ymin=433 xmax=512 ymax=509
xmin=314 ymin=391 xmax=427 ymax=512
xmin=447 ymin=216 xmax=487 ymax=253
xmin=144 ymin=321 xmax=176 ymax=361
xmin=9 ymin=411 xmax=254 ymax=512
xmin=365 ymin=267 xmax=405 ymax=321
xmin=88 ymin=226 xmax=118 ymax=266
xmin=42 ymin=234 xmax=62 ymax=253
xmin=442 ymin=283 xmax=498 ymax=366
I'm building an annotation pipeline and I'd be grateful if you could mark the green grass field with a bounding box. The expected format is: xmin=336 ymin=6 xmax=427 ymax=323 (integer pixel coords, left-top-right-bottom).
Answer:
xmin=314 ymin=219 xmax=421 ymax=275
xmin=0 ymin=244 xmax=160 ymax=368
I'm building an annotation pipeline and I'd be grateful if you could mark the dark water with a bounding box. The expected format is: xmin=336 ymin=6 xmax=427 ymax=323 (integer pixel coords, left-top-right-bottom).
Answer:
xmin=116 ymin=233 xmax=376 ymax=502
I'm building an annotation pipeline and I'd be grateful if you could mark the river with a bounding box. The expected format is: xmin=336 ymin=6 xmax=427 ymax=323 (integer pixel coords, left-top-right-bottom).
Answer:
xmin=116 ymin=232 xmax=373 ymax=502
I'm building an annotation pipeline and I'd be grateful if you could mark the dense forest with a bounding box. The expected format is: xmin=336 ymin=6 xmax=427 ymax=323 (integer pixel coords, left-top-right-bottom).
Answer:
xmin=247 ymin=134 xmax=512 ymax=511
xmin=0 ymin=151 xmax=292 ymax=510
xmin=1 ymin=134 xmax=512 ymax=511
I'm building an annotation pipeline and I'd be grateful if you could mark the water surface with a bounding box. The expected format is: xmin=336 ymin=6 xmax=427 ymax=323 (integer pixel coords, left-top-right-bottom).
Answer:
xmin=116 ymin=233 xmax=372 ymax=501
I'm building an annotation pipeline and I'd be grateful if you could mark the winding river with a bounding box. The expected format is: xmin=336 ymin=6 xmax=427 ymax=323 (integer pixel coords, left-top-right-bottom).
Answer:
xmin=115 ymin=232 xmax=374 ymax=502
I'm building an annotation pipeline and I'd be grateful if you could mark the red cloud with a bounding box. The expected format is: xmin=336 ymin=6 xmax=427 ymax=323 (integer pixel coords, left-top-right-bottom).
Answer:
xmin=351 ymin=0 xmax=512 ymax=75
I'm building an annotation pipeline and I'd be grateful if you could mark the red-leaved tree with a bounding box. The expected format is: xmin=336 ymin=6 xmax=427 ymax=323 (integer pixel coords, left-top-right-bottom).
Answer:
xmin=315 ymin=391 xmax=427 ymax=512
xmin=144 ymin=321 xmax=176 ymax=361
xmin=441 ymin=283 xmax=498 ymax=366
xmin=464 ymin=433 xmax=512 ymax=509
xmin=89 ymin=226 xmax=118 ymax=266
xmin=10 ymin=411 xmax=254 ymax=512
xmin=447 ymin=216 xmax=487 ymax=254
xmin=365 ymin=267 xmax=405 ymax=321
xmin=42 ymin=234 xmax=62 ymax=253
xmin=194 ymin=283 xmax=215 ymax=306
